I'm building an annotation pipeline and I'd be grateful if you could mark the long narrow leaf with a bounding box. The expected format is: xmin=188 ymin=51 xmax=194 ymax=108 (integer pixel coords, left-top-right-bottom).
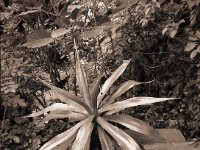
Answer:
xmin=103 ymin=115 xmax=160 ymax=138
xmin=97 ymin=126 xmax=115 ymax=150
xmin=71 ymin=116 xmax=94 ymax=150
xmin=38 ymin=112 xmax=86 ymax=127
xmin=39 ymin=79 xmax=92 ymax=114
xmin=101 ymin=80 xmax=150 ymax=107
xmin=97 ymin=116 xmax=141 ymax=150
xmin=89 ymin=59 xmax=104 ymax=110
xmin=99 ymin=97 xmax=175 ymax=114
xmin=40 ymin=117 xmax=93 ymax=150
xmin=51 ymin=28 xmax=70 ymax=38
xmin=108 ymin=80 xmax=153 ymax=104
xmin=83 ymin=133 xmax=91 ymax=150
xmin=97 ymin=60 xmax=131 ymax=107
xmin=19 ymin=9 xmax=41 ymax=16
xmin=22 ymin=38 xmax=54 ymax=48
xmin=22 ymin=103 xmax=78 ymax=118
xmin=75 ymin=40 xmax=92 ymax=109
xmin=52 ymin=134 xmax=76 ymax=150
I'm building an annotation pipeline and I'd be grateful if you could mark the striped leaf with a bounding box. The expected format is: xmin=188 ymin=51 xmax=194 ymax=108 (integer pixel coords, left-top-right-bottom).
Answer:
xmin=22 ymin=103 xmax=78 ymax=118
xmin=39 ymin=79 xmax=91 ymax=114
xmin=99 ymin=97 xmax=175 ymax=114
xmin=40 ymin=117 xmax=93 ymax=150
xmin=37 ymin=112 xmax=86 ymax=127
xmin=103 ymin=115 xmax=160 ymax=138
xmin=97 ymin=60 xmax=131 ymax=107
xmin=89 ymin=59 xmax=104 ymax=110
xmin=71 ymin=116 xmax=94 ymax=150
xmin=22 ymin=37 xmax=54 ymax=48
xmin=75 ymin=43 xmax=92 ymax=109
xmin=101 ymin=80 xmax=149 ymax=106
xmin=97 ymin=116 xmax=141 ymax=150
xmin=97 ymin=126 xmax=115 ymax=150
xmin=51 ymin=28 xmax=70 ymax=38
xmin=52 ymin=133 xmax=76 ymax=150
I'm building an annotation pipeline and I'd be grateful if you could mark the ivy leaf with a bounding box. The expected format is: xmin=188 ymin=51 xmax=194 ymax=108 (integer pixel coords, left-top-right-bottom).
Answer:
xmin=79 ymin=22 xmax=120 ymax=39
xmin=13 ymin=95 xmax=27 ymax=108
xmin=190 ymin=50 xmax=198 ymax=59
xmin=145 ymin=7 xmax=151 ymax=15
xmin=162 ymin=27 xmax=169 ymax=36
xmin=169 ymin=29 xmax=177 ymax=39
xmin=195 ymin=30 xmax=200 ymax=39
xmin=197 ymin=45 xmax=200 ymax=53
xmin=184 ymin=42 xmax=197 ymax=52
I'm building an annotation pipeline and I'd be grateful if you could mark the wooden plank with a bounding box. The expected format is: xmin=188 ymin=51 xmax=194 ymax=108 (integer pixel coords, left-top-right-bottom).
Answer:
xmin=157 ymin=129 xmax=186 ymax=142
xmin=144 ymin=142 xmax=200 ymax=150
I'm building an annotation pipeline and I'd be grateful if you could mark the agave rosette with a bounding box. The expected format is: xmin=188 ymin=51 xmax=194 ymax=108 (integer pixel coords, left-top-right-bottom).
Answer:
xmin=24 ymin=50 xmax=175 ymax=150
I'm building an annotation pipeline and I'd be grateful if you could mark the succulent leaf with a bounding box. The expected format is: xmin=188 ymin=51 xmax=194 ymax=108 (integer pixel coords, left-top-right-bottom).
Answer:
xmin=37 ymin=112 xmax=86 ymax=127
xmin=97 ymin=116 xmax=141 ymax=150
xmin=52 ymin=134 xmax=76 ymax=150
xmin=99 ymin=97 xmax=175 ymax=114
xmin=71 ymin=116 xmax=94 ymax=150
xmin=39 ymin=79 xmax=92 ymax=114
xmin=75 ymin=41 xmax=92 ymax=110
xmin=97 ymin=60 xmax=131 ymax=107
xmin=22 ymin=103 xmax=80 ymax=118
xmin=89 ymin=59 xmax=104 ymax=110
xmin=100 ymin=80 xmax=145 ymax=107
xmin=98 ymin=126 xmax=115 ymax=150
xmin=103 ymin=114 xmax=160 ymax=138
xmin=40 ymin=117 xmax=93 ymax=150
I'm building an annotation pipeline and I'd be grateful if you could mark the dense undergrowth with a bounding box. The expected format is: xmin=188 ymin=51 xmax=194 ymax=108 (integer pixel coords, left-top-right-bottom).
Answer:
xmin=0 ymin=0 xmax=200 ymax=149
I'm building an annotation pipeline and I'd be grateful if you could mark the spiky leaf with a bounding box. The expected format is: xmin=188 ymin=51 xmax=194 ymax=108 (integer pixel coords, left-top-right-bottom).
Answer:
xmin=97 ymin=60 xmax=131 ymax=107
xmin=51 ymin=28 xmax=70 ymax=38
xmin=71 ymin=116 xmax=94 ymax=150
xmin=97 ymin=116 xmax=141 ymax=150
xmin=97 ymin=126 xmax=115 ymax=150
xmin=40 ymin=117 xmax=93 ymax=150
xmin=75 ymin=44 xmax=92 ymax=109
xmin=39 ymin=79 xmax=91 ymax=114
xmin=89 ymin=59 xmax=104 ymax=110
xmin=184 ymin=42 xmax=197 ymax=51
xmin=38 ymin=112 xmax=86 ymax=127
xmin=99 ymin=97 xmax=175 ymax=114
xmin=101 ymin=80 xmax=150 ymax=106
xmin=22 ymin=103 xmax=79 ymax=118
xmin=103 ymin=115 xmax=161 ymax=138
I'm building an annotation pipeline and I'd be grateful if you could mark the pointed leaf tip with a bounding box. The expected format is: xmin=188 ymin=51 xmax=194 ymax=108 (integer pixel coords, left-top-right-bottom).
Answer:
xmin=97 ymin=59 xmax=131 ymax=107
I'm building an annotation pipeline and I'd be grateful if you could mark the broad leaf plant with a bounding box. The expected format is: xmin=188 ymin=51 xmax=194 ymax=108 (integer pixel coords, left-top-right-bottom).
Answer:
xmin=24 ymin=41 xmax=175 ymax=150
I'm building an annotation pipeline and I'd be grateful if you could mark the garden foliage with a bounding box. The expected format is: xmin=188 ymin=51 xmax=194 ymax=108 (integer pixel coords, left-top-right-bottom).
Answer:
xmin=0 ymin=0 xmax=200 ymax=149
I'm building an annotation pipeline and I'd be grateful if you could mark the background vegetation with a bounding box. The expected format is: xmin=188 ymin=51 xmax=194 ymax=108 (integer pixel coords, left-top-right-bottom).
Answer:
xmin=0 ymin=0 xmax=200 ymax=149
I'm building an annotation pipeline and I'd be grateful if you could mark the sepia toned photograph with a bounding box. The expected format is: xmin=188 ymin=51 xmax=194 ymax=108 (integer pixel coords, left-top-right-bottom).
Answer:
xmin=0 ymin=0 xmax=200 ymax=149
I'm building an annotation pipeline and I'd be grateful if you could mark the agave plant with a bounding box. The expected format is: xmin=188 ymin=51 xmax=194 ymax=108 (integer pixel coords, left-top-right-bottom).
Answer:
xmin=24 ymin=49 xmax=175 ymax=150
